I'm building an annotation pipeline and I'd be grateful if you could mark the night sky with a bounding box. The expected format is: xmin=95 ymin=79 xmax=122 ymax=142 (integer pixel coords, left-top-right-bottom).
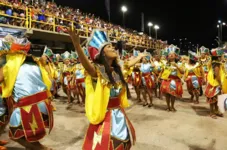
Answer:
xmin=55 ymin=0 xmax=226 ymax=49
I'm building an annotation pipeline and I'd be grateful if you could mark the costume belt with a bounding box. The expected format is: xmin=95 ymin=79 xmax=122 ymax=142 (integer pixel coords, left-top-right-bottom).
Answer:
xmin=63 ymin=72 xmax=70 ymax=76
xmin=188 ymin=72 xmax=196 ymax=76
xmin=168 ymin=75 xmax=181 ymax=81
xmin=142 ymin=72 xmax=151 ymax=76
xmin=14 ymin=91 xmax=48 ymax=108
xmin=76 ymin=78 xmax=85 ymax=83
xmin=107 ymin=97 xmax=120 ymax=109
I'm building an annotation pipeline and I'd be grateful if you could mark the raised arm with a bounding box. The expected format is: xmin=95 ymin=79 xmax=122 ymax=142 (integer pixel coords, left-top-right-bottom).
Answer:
xmin=68 ymin=29 xmax=97 ymax=77
xmin=150 ymin=57 xmax=155 ymax=68
xmin=126 ymin=53 xmax=147 ymax=68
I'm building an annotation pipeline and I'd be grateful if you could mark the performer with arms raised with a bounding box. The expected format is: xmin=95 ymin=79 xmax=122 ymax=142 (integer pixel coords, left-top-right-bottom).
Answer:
xmin=68 ymin=29 xmax=147 ymax=150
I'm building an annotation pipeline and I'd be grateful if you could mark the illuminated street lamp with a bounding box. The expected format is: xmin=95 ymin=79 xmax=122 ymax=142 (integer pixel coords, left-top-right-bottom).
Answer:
xmin=217 ymin=20 xmax=226 ymax=46
xmin=154 ymin=25 xmax=160 ymax=40
xmin=121 ymin=6 xmax=127 ymax=28
xmin=148 ymin=22 xmax=153 ymax=37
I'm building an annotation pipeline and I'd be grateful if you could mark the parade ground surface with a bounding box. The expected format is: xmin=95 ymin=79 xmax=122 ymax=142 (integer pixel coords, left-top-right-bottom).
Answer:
xmin=2 ymin=85 xmax=227 ymax=150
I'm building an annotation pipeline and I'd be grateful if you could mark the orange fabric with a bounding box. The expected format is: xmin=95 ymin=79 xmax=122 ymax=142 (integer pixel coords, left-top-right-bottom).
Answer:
xmin=10 ymin=43 xmax=31 ymax=53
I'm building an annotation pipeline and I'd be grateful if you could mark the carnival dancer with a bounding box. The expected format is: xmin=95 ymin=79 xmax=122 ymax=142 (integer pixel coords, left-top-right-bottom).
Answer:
xmin=199 ymin=46 xmax=210 ymax=82
xmin=0 ymin=54 xmax=13 ymax=150
xmin=184 ymin=51 xmax=204 ymax=104
xmin=139 ymin=54 xmax=155 ymax=107
xmin=68 ymin=29 xmax=147 ymax=150
xmin=74 ymin=55 xmax=86 ymax=105
xmin=132 ymin=50 xmax=142 ymax=102
xmin=121 ymin=50 xmax=133 ymax=99
xmin=205 ymin=48 xmax=224 ymax=119
xmin=153 ymin=50 xmax=165 ymax=99
xmin=52 ymin=54 xmax=62 ymax=98
xmin=221 ymin=53 xmax=227 ymax=94
xmin=42 ymin=47 xmax=58 ymax=97
xmin=42 ymin=47 xmax=57 ymax=111
xmin=160 ymin=45 xmax=184 ymax=112
xmin=61 ymin=51 xmax=74 ymax=103
xmin=0 ymin=35 xmax=53 ymax=149
xmin=70 ymin=51 xmax=85 ymax=105
xmin=199 ymin=46 xmax=211 ymax=96
xmin=160 ymin=49 xmax=167 ymax=66
xmin=66 ymin=52 xmax=80 ymax=103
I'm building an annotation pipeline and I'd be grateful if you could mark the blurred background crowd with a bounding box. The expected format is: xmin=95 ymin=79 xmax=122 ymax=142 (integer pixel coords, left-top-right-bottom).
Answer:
xmin=0 ymin=0 xmax=155 ymax=47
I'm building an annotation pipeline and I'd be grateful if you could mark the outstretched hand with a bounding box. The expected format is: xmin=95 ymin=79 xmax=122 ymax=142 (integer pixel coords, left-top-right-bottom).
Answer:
xmin=68 ymin=28 xmax=80 ymax=46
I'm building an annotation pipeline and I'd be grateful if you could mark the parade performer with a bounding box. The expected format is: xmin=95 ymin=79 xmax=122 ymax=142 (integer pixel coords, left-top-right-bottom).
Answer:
xmin=222 ymin=53 xmax=227 ymax=72
xmin=160 ymin=45 xmax=184 ymax=112
xmin=153 ymin=50 xmax=165 ymax=99
xmin=0 ymin=35 xmax=53 ymax=150
xmin=199 ymin=46 xmax=210 ymax=83
xmin=61 ymin=51 xmax=73 ymax=103
xmin=52 ymin=54 xmax=62 ymax=97
xmin=0 ymin=53 xmax=13 ymax=150
xmin=75 ymin=60 xmax=86 ymax=105
xmin=132 ymin=50 xmax=142 ymax=102
xmin=140 ymin=54 xmax=155 ymax=107
xmin=42 ymin=47 xmax=57 ymax=111
xmin=71 ymin=51 xmax=86 ymax=105
xmin=205 ymin=48 xmax=224 ymax=119
xmin=184 ymin=51 xmax=204 ymax=104
xmin=67 ymin=52 xmax=80 ymax=103
xmin=69 ymin=29 xmax=146 ymax=150
xmin=121 ymin=50 xmax=133 ymax=99
xmin=42 ymin=47 xmax=58 ymax=97
xmin=160 ymin=49 xmax=167 ymax=66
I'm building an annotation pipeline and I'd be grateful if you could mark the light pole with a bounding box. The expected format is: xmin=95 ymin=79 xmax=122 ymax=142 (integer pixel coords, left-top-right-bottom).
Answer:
xmin=121 ymin=6 xmax=127 ymax=28
xmin=148 ymin=22 xmax=153 ymax=37
xmin=217 ymin=20 xmax=226 ymax=46
xmin=154 ymin=25 xmax=159 ymax=40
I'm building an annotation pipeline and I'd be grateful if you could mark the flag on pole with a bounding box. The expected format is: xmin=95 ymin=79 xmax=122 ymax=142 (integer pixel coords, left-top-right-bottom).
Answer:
xmin=105 ymin=0 xmax=111 ymax=22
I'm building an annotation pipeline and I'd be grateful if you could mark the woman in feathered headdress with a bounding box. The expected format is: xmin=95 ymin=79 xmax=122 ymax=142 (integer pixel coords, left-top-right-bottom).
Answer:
xmin=205 ymin=48 xmax=224 ymax=119
xmin=184 ymin=51 xmax=204 ymax=104
xmin=138 ymin=51 xmax=156 ymax=107
xmin=0 ymin=34 xmax=54 ymax=150
xmin=153 ymin=50 xmax=166 ymax=99
xmin=160 ymin=45 xmax=184 ymax=112
xmin=0 ymin=44 xmax=10 ymax=150
xmin=131 ymin=49 xmax=142 ymax=102
xmin=199 ymin=46 xmax=211 ymax=84
xmin=61 ymin=51 xmax=74 ymax=104
xmin=68 ymin=28 xmax=147 ymax=150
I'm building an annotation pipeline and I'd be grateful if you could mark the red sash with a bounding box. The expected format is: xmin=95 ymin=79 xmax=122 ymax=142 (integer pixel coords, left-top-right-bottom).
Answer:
xmin=13 ymin=91 xmax=53 ymax=142
xmin=83 ymin=98 xmax=136 ymax=150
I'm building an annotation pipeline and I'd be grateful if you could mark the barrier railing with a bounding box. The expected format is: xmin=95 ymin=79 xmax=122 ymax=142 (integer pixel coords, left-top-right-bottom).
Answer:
xmin=0 ymin=2 xmax=28 ymax=28
xmin=0 ymin=2 xmax=167 ymax=49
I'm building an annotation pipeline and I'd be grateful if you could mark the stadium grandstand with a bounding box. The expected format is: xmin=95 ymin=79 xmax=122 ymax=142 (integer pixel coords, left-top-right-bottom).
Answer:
xmin=0 ymin=0 xmax=167 ymax=53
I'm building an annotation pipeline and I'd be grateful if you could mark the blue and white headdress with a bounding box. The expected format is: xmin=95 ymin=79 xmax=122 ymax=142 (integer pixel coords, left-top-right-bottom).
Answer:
xmin=166 ymin=44 xmax=180 ymax=55
xmin=87 ymin=29 xmax=111 ymax=60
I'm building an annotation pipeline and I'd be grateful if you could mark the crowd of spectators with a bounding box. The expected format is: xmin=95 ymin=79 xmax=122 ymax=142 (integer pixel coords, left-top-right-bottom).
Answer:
xmin=0 ymin=0 xmax=164 ymax=48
